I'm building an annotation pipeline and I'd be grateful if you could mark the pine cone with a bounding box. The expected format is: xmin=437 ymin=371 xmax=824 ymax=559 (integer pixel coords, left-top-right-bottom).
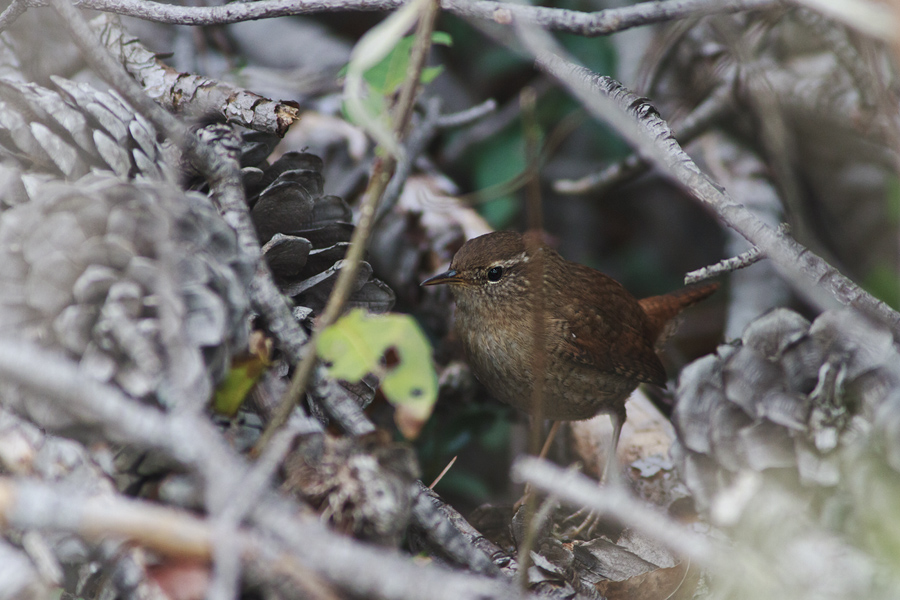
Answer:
xmin=672 ymin=308 xmax=900 ymax=513
xmin=282 ymin=431 xmax=419 ymax=546
xmin=242 ymin=146 xmax=395 ymax=319
xmin=0 ymin=77 xmax=172 ymax=182
xmin=0 ymin=171 xmax=253 ymax=425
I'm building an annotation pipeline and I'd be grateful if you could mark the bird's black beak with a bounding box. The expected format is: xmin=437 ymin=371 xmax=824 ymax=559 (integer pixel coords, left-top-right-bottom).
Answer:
xmin=421 ymin=269 xmax=462 ymax=286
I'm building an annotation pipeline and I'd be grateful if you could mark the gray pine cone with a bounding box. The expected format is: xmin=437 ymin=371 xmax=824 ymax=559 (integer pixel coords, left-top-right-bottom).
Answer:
xmin=0 ymin=171 xmax=254 ymax=424
xmin=0 ymin=77 xmax=171 ymax=182
xmin=672 ymin=308 xmax=900 ymax=513
xmin=242 ymin=148 xmax=395 ymax=320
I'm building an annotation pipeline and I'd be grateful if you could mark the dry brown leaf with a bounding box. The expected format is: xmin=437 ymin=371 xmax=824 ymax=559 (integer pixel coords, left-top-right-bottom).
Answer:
xmin=595 ymin=558 xmax=698 ymax=600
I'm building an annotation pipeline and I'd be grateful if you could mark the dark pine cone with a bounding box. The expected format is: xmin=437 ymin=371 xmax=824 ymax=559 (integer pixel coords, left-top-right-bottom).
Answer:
xmin=239 ymin=137 xmax=395 ymax=322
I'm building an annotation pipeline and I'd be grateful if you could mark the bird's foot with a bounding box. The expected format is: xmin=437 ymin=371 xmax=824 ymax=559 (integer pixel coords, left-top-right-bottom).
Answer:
xmin=558 ymin=506 xmax=604 ymax=540
xmin=557 ymin=460 xmax=626 ymax=540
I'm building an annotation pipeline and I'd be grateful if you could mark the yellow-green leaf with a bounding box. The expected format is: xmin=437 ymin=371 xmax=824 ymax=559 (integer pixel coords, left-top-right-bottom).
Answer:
xmin=318 ymin=309 xmax=438 ymax=438
xmin=212 ymin=333 xmax=272 ymax=417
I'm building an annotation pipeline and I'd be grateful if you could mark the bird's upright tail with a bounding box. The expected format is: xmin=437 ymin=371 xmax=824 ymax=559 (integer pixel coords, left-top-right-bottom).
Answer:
xmin=639 ymin=282 xmax=719 ymax=346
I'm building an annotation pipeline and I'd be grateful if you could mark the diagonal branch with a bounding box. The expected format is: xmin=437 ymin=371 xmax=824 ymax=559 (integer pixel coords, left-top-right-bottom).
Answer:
xmin=515 ymin=26 xmax=900 ymax=335
xmin=512 ymin=457 xmax=720 ymax=567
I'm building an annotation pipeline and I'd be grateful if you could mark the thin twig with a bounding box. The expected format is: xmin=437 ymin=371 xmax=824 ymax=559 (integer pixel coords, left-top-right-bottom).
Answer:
xmin=435 ymin=98 xmax=498 ymax=128
xmin=208 ymin=421 xmax=308 ymax=600
xmin=428 ymin=456 xmax=458 ymax=489
xmin=512 ymin=457 xmax=720 ymax=567
xmin=516 ymin=86 xmax=548 ymax=590
xmin=515 ymin=490 xmax=559 ymax=589
xmin=442 ymin=78 xmax=553 ymax=163
xmin=256 ymin=0 xmax=442 ymax=452
xmin=375 ymin=97 xmax=443 ymax=223
xmin=684 ymin=245 xmax=763 ymax=284
xmin=0 ymin=0 xmax=27 ymax=34
xmin=554 ymin=82 xmax=734 ymax=195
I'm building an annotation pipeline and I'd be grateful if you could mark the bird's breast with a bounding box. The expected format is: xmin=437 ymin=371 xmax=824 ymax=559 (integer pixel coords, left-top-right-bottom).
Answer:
xmin=454 ymin=301 xmax=641 ymax=420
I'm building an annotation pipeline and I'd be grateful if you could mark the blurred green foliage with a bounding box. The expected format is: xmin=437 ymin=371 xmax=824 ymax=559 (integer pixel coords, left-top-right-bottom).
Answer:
xmin=862 ymin=178 xmax=900 ymax=309
xmin=362 ymin=31 xmax=453 ymax=95
xmin=341 ymin=31 xmax=452 ymax=130
xmin=415 ymin=401 xmax=512 ymax=503
xmin=885 ymin=174 xmax=900 ymax=225
xmin=863 ymin=263 xmax=900 ymax=310
xmin=436 ymin=16 xmax=625 ymax=229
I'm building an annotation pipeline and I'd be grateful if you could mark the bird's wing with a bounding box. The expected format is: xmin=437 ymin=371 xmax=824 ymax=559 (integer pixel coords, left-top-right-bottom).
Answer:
xmin=551 ymin=264 xmax=666 ymax=386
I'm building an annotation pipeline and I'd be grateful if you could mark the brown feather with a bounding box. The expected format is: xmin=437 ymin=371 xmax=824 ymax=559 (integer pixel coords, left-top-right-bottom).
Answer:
xmin=554 ymin=263 xmax=667 ymax=386
xmin=639 ymin=282 xmax=720 ymax=345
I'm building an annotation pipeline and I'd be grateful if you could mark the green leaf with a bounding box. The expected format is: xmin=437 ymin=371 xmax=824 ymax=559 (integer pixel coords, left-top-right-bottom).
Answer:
xmin=345 ymin=31 xmax=452 ymax=96
xmin=342 ymin=90 xmax=389 ymax=128
xmin=364 ymin=36 xmax=416 ymax=95
xmin=420 ymin=65 xmax=445 ymax=85
xmin=318 ymin=309 xmax=438 ymax=438
xmin=213 ymin=334 xmax=272 ymax=417
xmin=431 ymin=31 xmax=453 ymax=47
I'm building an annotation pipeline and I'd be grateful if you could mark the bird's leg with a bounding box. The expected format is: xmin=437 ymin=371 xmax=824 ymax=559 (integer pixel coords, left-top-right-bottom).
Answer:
xmin=601 ymin=406 xmax=625 ymax=485
xmin=539 ymin=421 xmax=562 ymax=460
xmin=514 ymin=421 xmax=562 ymax=511
xmin=563 ymin=406 xmax=626 ymax=538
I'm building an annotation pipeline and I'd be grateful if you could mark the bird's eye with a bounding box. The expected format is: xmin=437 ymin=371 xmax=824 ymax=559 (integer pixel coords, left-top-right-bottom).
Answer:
xmin=487 ymin=266 xmax=503 ymax=282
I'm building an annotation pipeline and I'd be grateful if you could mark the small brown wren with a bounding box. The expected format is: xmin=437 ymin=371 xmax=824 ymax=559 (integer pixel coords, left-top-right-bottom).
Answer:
xmin=422 ymin=231 xmax=718 ymax=467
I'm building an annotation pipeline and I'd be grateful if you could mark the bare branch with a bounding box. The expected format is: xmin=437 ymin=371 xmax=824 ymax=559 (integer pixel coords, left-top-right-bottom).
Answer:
xmin=554 ymin=82 xmax=733 ymax=195
xmin=309 ymin=371 xmax=377 ymax=436
xmin=96 ymin=15 xmax=300 ymax=136
xmin=0 ymin=339 xmax=529 ymax=599
xmin=443 ymin=0 xmax=787 ymax=38
xmin=19 ymin=0 xmax=787 ymax=35
xmin=519 ymin=34 xmax=900 ymax=335
xmin=685 ymin=245 xmax=764 ymax=285
xmin=410 ymin=482 xmax=506 ymax=576
xmin=511 ymin=456 xmax=720 ymax=567
xmin=0 ymin=477 xmax=215 ymax=560
xmin=0 ymin=0 xmax=27 ymax=34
